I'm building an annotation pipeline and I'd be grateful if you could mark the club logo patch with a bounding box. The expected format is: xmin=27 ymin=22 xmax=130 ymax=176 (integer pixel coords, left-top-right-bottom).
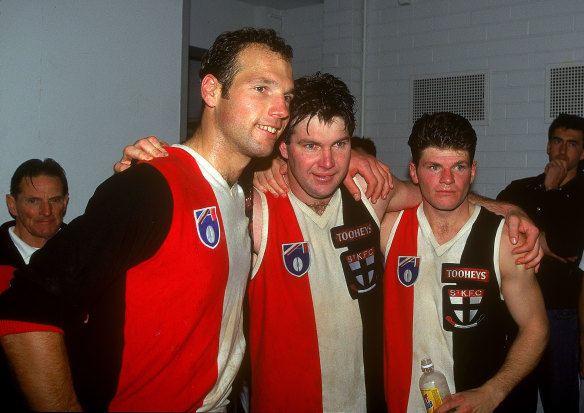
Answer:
xmin=443 ymin=288 xmax=486 ymax=329
xmin=341 ymin=247 xmax=380 ymax=298
xmin=194 ymin=207 xmax=221 ymax=249
xmin=282 ymin=242 xmax=311 ymax=277
xmin=398 ymin=256 xmax=421 ymax=287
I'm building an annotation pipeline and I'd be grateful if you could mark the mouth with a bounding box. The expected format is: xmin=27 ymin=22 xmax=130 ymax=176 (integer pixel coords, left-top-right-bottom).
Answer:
xmin=313 ymin=173 xmax=336 ymax=184
xmin=258 ymin=124 xmax=278 ymax=135
xmin=436 ymin=189 xmax=456 ymax=196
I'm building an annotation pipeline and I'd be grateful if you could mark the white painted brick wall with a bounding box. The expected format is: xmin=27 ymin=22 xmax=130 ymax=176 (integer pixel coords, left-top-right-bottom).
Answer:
xmin=278 ymin=0 xmax=584 ymax=194
xmin=282 ymin=4 xmax=324 ymax=77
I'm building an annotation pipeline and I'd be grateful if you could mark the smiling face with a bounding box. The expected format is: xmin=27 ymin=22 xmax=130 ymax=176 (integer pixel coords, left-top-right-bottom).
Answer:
xmin=280 ymin=116 xmax=351 ymax=208
xmin=410 ymin=147 xmax=476 ymax=213
xmin=212 ymin=43 xmax=294 ymax=161
xmin=6 ymin=175 xmax=68 ymax=248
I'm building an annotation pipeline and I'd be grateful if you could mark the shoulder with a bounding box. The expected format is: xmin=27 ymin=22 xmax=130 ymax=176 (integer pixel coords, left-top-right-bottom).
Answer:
xmin=0 ymin=220 xmax=15 ymax=234
xmin=97 ymin=163 xmax=172 ymax=204
xmin=353 ymin=174 xmax=390 ymax=221
xmin=85 ymin=164 xmax=174 ymax=230
xmin=497 ymin=174 xmax=544 ymax=202
xmin=505 ymin=174 xmax=544 ymax=190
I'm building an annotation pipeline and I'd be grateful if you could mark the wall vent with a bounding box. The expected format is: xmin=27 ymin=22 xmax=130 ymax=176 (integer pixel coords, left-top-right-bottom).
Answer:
xmin=411 ymin=71 xmax=489 ymax=125
xmin=546 ymin=62 xmax=584 ymax=123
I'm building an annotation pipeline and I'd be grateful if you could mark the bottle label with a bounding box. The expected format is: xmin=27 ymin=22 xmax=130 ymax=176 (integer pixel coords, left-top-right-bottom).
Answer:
xmin=420 ymin=387 xmax=443 ymax=413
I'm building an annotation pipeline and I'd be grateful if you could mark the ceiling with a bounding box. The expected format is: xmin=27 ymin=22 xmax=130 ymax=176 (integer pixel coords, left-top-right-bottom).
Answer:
xmin=238 ymin=0 xmax=323 ymax=10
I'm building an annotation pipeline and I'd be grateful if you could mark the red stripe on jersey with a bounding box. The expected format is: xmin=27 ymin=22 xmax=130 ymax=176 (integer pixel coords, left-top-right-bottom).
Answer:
xmin=109 ymin=148 xmax=229 ymax=411
xmin=249 ymin=195 xmax=323 ymax=413
xmin=384 ymin=207 xmax=419 ymax=413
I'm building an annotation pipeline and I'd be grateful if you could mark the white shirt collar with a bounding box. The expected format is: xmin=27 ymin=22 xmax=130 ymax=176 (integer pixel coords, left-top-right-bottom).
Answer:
xmin=8 ymin=226 xmax=39 ymax=265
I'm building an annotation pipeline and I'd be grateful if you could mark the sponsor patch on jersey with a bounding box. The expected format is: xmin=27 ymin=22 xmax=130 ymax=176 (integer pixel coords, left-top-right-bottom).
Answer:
xmin=331 ymin=223 xmax=374 ymax=248
xmin=442 ymin=265 xmax=490 ymax=283
xmin=398 ymin=256 xmax=421 ymax=287
xmin=282 ymin=242 xmax=311 ymax=277
xmin=194 ymin=207 xmax=221 ymax=249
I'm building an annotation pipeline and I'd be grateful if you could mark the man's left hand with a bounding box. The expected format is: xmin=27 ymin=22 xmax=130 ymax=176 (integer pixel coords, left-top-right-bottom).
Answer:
xmin=504 ymin=207 xmax=543 ymax=272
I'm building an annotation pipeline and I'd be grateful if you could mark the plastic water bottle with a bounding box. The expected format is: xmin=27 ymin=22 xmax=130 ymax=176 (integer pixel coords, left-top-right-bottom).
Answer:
xmin=419 ymin=357 xmax=451 ymax=413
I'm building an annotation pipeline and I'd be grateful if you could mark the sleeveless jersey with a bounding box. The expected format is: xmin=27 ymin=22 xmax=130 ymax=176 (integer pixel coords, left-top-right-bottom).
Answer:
xmin=384 ymin=205 xmax=511 ymax=413
xmin=249 ymin=187 xmax=385 ymax=412
xmin=109 ymin=146 xmax=250 ymax=411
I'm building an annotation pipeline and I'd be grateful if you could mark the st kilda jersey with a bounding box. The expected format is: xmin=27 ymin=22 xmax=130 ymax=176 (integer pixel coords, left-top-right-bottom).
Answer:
xmin=384 ymin=205 xmax=521 ymax=413
xmin=248 ymin=185 xmax=386 ymax=413
xmin=0 ymin=145 xmax=250 ymax=411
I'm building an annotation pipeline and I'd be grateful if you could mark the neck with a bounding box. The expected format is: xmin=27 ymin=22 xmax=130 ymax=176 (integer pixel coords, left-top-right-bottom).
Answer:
xmin=183 ymin=129 xmax=250 ymax=187
xmin=288 ymin=180 xmax=335 ymax=216
xmin=304 ymin=200 xmax=330 ymax=216
xmin=423 ymin=201 xmax=474 ymax=244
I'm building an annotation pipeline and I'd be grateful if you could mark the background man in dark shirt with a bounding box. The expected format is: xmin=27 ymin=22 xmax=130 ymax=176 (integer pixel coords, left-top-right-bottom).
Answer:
xmin=497 ymin=113 xmax=584 ymax=412
xmin=0 ymin=158 xmax=69 ymax=410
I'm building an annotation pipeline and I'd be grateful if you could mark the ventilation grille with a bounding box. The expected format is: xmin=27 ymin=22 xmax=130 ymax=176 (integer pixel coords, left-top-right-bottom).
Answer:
xmin=411 ymin=71 xmax=489 ymax=125
xmin=546 ymin=63 xmax=584 ymax=122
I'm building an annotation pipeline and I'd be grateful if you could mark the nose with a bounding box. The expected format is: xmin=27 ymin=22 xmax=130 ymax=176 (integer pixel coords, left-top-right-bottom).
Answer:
xmin=559 ymin=141 xmax=567 ymax=154
xmin=269 ymin=94 xmax=289 ymax=119
xmin=39 ymin=201 xmax=52 ymax=216
xmin=440 ymin=168 xmax=454 ymax=185
xmin=318 ymin=147 xmax=334 ymax=169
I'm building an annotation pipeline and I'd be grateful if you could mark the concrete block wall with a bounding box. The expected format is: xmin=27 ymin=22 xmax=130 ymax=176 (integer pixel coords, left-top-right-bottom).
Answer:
xmin=281 ymin=0 xmax=584 ymax=198
xmin=282 ymin=4 xmax=325 ymax=77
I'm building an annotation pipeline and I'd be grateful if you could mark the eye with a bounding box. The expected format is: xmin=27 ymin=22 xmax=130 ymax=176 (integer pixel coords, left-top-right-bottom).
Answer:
xmin=335 ymin=141 xmax=347 ymax=148
xmin=305 ymin=143 xmax=316 ymax=150
xmin=284 ymin=94 xmax=293 ymax=103
xmin=255 ymin=86 xmax=266 ymax=93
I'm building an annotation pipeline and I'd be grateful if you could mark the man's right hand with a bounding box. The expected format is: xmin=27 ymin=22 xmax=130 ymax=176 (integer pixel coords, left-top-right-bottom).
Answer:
xmin=544 ymin=159 xmax=568 ymax=190
xmin=113 ymin=137 xmax=169 ymax=173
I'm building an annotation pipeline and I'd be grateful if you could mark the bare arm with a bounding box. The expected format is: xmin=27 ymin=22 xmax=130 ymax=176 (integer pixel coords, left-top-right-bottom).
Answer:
xmin=470 ymin=192 xmax=542 ymax=271
xmin=437 ymin=227 xmax=548 ymax=412
xmin=1 ymin=332 xmax=82 ymax=411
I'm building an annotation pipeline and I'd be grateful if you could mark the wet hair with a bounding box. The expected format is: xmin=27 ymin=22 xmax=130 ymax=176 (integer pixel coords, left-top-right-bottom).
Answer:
xmin=281 ymin=72 xmax=355 ymax=144
xmin=10 ymin=158 xmax=68 ymax=198
xmin=548 ymin=113 xmax=584 ymax=141
xmin=408 ymin=112 xmax=477 ymax=165
xmin=351 ymin=136 xmax=377 ymax=157
xmin=199 ymin=27 xmax=293 ymax=99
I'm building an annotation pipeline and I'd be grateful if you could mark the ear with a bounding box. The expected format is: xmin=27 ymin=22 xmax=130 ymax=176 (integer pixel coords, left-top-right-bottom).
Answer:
xmin=546 ymin=141 xmax=551 ymax=156
xmin=62 ymin=194 xmax=70 ymax=215
xmin=6 ymin=194 xmax=17 ymax=218
xmin=200 ymin=74 xmax=221 ymax=108
xmin=279 ymin=141 xmax=289 ymax=160
xmin=470 ymin=161 xmax=477 ymax=184
xmin=409 ymin=162 xmax=419 ymax=184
